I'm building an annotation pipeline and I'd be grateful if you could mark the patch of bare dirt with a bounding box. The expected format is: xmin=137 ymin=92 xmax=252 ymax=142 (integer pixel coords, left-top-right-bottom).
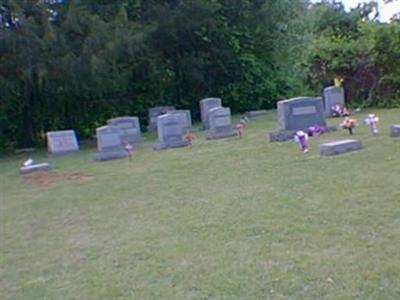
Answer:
xmin=23 ymin=171 xmax=94 ymax=187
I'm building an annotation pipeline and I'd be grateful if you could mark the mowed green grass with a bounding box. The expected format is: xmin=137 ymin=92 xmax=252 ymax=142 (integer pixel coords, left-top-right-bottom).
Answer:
xmin=1 ymin=108 xmax=400 ymax=300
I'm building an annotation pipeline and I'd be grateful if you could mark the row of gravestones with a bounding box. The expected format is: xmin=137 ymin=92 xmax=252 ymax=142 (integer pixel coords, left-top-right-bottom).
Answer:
xmin=43 ymin=86 xmax=398 ymax=155
xmin=44 ymin=98 xmax=237 ymax=161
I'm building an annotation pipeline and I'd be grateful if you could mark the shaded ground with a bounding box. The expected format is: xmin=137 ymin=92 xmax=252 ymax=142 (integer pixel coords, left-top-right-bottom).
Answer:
xmin=22 ymin=171 xmax=94 ymax=187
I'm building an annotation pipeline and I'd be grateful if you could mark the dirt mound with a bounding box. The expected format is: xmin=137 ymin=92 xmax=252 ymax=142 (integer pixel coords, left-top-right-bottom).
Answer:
xmin=23 ymin=171 xmax=93 ymax=187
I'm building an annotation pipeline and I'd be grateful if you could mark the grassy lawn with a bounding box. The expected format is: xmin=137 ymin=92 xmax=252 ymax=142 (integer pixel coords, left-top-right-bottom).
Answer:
xmin=1 ymin=108 xmax=400 ymax=300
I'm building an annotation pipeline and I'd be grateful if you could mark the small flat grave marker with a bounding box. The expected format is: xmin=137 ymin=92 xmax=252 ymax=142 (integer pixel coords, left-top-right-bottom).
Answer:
xmin=319 ymin=139 xmax=363 ymax=156
xmin=390 ymin=125 xmax=400 ymax=137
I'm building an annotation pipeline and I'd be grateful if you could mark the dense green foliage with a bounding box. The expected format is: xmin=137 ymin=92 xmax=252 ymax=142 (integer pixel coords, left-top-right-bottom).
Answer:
xmin=0 ymin=0 xmax=399 ymax=149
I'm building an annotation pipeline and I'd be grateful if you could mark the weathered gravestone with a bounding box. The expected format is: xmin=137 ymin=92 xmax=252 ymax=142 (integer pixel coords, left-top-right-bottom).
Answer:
xmin=269 ymin=97 xmax=336 ymax=142
xmin=390 ymin=125 xmax=400 ymax=137
xmin=323 ymin=86 xmax=345 ymax=117
xmin=319 ymin=139 xmax=363 ymax=156
xmin=207 ymin=107 xmax=236 ymax=139
xmin=170 ymin=110 xmax=192 ymax=132
xmin=148 ymin=106 xmax=175 ymax=131
xmin=200 ymin=98 xmax=222 ymax=130
xmin=46 ymin=130 xmax=79 ymax=154
xmin=94 ymin=126 xmax=128 ymax=161
xmin=107 ymin=116 xmax=143 ymax=144
xmin=153 ymin=114 xmax=189 ymax=150
xmin=245 ymin=110 xmax=267 ymax=119
xmin=20 ymin=162 xmax=52 ymax=175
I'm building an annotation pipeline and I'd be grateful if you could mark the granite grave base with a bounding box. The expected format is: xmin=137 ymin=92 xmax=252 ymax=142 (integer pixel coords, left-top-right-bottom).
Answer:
xmin=269 ymin=126 xmax=337 ymax=142
xmin=207 ymin=131 xmax=237 ymax=140
xmin=94 ymin=150 xmax=129 ymax=161
xmin=152 ymin=140 xmax=190 ymax=150
xmin=319 ymin=139 xmax=362 ymax=156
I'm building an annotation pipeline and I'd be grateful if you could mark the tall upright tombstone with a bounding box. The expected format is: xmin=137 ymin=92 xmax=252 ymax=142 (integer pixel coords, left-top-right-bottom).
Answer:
xmin=200 ymin=98 xmax=222 ymax=130
xmin=323 ymin=86 xmax=345 ymax=117
xmin=94 ymin=126 xmax=128 ymax=161
xmin=207 ymin=107 xmax=236 ymax=139
xmin=170 ymin=110 xmax=192 ymax=132
xmin=148 ymin=106 xmax=175 ymax=131
xmin=107 ymin=116 xmax=143 ymax=144
xmin=270 ymin=97 xmax=336 ymax=142
xmin=46 ymin=130 xmax=79 ymax=154
xmin=153 ymin=114 xmax=189 ymax=150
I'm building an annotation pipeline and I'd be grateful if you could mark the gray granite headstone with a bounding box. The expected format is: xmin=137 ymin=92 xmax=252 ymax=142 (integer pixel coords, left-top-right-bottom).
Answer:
xmin=323 ymin=86 xmax=345 ymax=117
xmin=46 ymin=130 xmax=79 ymax=154
xmin=148 ymin=106 xmax=175 ymax=131
xmin=107 ymin=116 xmax=143 ymax=144
xmin=270 ymin=97 xmax=336 ymax=142
xmin=207 ymin=107 xmax=236 ymax=139
xmin=200 ymin=98 xmax=222 ymax=130
xmin=390 ymin=125 xmax=400 ymax=137
xmin=20 ymin=163 xmax=52 ymax=175
xmin=153 ymin=114 xmax=189 ymax=150
xmin=94 ymin=126 xmax=128 ymax=161
xmin=170 ymin=110 xmax=192 ymax=132
xmin=319 ymin=139 xmax=362 ymax=156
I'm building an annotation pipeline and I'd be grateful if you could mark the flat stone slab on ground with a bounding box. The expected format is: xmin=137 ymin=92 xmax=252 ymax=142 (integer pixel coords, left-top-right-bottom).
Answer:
xmin=20 ymin=163 xmax=52 ymax=175
xmin=390 ymin=125 xmax=400 ymax=137
xmin=319 ymin=139 xmax=362 ymax=156
xmin=245 ymin=110 xmax=267 ymax=118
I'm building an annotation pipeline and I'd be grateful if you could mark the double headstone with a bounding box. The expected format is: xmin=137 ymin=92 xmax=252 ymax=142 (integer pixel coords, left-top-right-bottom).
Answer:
xmin=323 ymin=86 xmax=345 ymax=117
xmin=148 ymin=106 xmax=175 ymax=131
xmin=94 ymin=126 xmax=128 ymax=161
xmin=107 ymin=116 xmax=143 ymax=144
xmin=153 ymin=114 xmax=189 ymax=150
xmin=46 ymin=130 xmax=79 ymax=154
xmin=207 ymin=107 xmax=235 ymax=139
xmin=200 ymin=98 xmax=222 ymax=130
xmin=270 ymin=97 xmax=335 ymax=142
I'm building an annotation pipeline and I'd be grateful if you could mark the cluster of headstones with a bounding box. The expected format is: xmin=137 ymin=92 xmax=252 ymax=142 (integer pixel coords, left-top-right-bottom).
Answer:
xmin=148 ymin=106 xmax=193 ymax=150
xmin=269 ymin=85 xmax=400 ymax=156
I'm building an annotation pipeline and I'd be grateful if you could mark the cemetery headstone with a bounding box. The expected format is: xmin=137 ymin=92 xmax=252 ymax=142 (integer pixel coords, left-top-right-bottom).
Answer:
xmin=323 ymin=86 xmax=345 ymax=117
xmin=390 ymin=125 xmax=400 ymax=137
xmin=94 ymin=126 xmax=128 ymax=161
xmin=148 ymin=106 xmax=175 ymax=131
xmin=319 ymin=139 xmax=363 ymax=156
xmin=270 ymin=97 xmax=336 ymax=142
xmin=200 ymin=98 xmax=222 ymax=130
xmin=170 ymin=110 xmax=192 ymax=132
xmin=46 ymin=130 xmax=79 ymax=154
xmin=207 ymin=107 xmax=236 ymax=139
xmin=153 ymin=114 xmax=189 ymax=150
xmin=107 ymin=116 xmax=143 ymax=144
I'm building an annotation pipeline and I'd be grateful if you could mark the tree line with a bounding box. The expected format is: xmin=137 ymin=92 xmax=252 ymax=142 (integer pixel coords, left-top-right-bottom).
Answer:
xmin=0 ymin=0 xmax=399 ymax=150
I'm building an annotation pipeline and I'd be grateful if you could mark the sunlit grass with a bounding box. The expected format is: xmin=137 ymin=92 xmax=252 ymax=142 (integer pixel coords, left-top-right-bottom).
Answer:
xmin=1 ymin=108 xmax=399 ymax=299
